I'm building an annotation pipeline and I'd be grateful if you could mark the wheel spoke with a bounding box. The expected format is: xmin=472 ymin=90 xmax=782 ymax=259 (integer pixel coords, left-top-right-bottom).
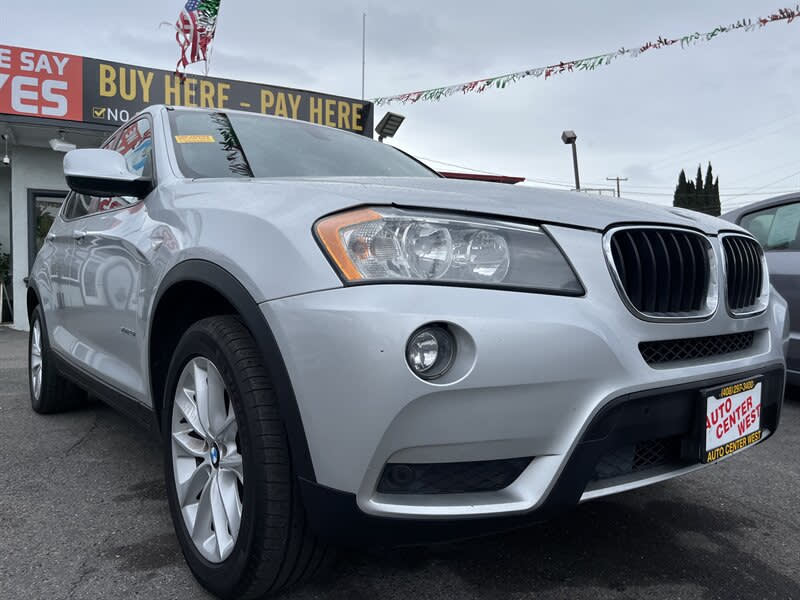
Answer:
xmin=191 ymin=476 xmax=213 ymax=541
xmin=216 ymin=409 xmax=238 ymax=443
xmin=193 ymin=361 xmax=212 ymax=437
xmin=175 ymin=389 xmax=206 ymax=437
xmin=220 ymin=451 xmax=244 ymax=483
xmin=172 ymin=429 xmax=206 ymax=458
xmin=210 ymin=473 xmax=235 ymax=559
xmin=217 ymin=470 xmax=242 ymax=539
xmin=177 ymin=462 xmax=211 ymax=507
xmin=205 ymin=363 xmax=227 ymax=437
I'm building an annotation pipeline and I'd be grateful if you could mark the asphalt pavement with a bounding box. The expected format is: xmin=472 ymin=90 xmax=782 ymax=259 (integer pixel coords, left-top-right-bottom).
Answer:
xmin=1 ymin=325 xmax=799 ymax=600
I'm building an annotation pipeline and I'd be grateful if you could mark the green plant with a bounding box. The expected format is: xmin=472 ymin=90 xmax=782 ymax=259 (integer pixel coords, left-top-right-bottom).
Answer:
xmin=673 ymin=163 xmax=721 ymax=216
xmin=0 ymin=241 xmax=9 ymax=285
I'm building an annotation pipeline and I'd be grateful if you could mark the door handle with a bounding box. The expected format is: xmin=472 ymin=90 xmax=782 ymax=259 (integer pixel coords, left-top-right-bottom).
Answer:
xmin=72 ymin=230 xmax=87 ymax=241
xmin=46 ymin=233 xmax=56 ymax=241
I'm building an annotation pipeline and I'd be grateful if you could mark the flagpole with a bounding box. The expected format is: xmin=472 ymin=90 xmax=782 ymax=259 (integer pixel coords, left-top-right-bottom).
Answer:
xmin=361 ymin=12 xmax=366 ymax=100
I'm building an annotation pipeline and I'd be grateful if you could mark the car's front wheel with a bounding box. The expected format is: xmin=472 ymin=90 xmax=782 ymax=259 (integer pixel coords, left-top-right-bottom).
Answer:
xmin=163 ymin=316 xmax=328 ymax=599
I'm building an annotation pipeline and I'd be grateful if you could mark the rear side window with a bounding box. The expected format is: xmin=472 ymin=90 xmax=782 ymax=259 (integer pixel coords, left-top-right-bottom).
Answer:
xmin=740 ymin=201 xmax=800 ymax=251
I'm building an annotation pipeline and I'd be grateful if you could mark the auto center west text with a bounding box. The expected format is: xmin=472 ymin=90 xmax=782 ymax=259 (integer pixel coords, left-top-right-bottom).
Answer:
xmin=0 ymin=45 xmax=373 ymax=135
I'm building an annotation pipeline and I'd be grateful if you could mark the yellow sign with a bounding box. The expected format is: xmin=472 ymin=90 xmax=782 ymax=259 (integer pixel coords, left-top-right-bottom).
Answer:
xmin=91 ymin=62 xmax=373 ymax=135
xmin=175 ymin=135 xmax=216 ymax=144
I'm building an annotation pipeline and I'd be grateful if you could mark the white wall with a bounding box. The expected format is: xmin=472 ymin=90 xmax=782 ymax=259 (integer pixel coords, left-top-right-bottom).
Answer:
xmin=10 ymin=145 xmax=69 ymax=330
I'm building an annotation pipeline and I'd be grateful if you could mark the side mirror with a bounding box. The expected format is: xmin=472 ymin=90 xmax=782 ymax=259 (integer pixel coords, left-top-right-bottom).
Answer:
xmin=63 ymin=149 xmax=153 ymax=199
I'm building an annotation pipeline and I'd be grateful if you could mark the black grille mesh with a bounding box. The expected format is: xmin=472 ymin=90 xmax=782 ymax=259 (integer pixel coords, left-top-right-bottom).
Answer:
xmin=377 ymin=458 xmax=532 ymax=495
xmin=593 ymin=437 xmax=682 ymax=481
xmin=639 ymin=331 xmax=755 ymax=365
xmin=723 ymin=235 xmax=764 ymax=312
xmin=609 ymin=228 xmax=710 ymax=315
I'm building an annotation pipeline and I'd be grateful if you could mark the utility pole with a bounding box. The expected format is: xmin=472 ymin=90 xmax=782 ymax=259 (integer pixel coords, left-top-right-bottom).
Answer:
xmin=361 ymin=13 xmax=366 ymax=100
xmin=606 ymin=176 xmax=628 ymax=198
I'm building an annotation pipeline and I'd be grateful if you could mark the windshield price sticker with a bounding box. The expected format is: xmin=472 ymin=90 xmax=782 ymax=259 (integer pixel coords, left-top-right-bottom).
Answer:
xmin=175 ymin=135 xmax=216 ymax=144
xmin=703 ymin=378 xmax=762 ymax=463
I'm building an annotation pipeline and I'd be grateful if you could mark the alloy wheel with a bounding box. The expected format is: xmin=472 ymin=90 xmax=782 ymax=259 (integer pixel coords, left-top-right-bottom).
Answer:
xmin=171 ymin=357 xmax=244 ymax=563
xmin=30 ymin=319 xmax=43 ymax=400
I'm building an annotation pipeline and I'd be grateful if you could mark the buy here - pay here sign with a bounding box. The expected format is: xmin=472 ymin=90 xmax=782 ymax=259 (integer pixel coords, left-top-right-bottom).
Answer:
xmin=0 ymin=44 xmax=373 ymax=136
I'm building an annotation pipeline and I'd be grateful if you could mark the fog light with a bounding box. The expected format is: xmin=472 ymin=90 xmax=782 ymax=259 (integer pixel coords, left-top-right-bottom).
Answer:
xmin=406 ymin=325 xmax=455 ymax=380
xmin=385 ymin=464 xmax=416 ymax=489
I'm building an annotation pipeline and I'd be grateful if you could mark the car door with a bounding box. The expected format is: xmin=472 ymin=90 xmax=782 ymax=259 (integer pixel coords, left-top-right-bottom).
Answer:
xmin=31 ymin=198 xmax=77 ymax=356
xmin=58 ymin=117 xmax=156 ymax=401
xmin=738 ymin=201 xmax=800 ymax=373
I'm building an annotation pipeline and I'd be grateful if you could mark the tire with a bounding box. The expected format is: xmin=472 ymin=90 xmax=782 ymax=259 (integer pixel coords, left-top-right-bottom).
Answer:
xmin=163 ymin=316 xmax=329 ymax=599
xmin=29 ymin=305 xmax=88 ymax=414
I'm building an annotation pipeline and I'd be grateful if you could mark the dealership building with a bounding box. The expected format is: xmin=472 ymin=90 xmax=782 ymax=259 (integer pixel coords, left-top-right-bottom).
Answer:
xmin=0 ymin=44 xmax=373 ymax=330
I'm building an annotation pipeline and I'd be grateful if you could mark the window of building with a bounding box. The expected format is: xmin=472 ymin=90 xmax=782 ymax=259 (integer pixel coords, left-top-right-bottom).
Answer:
xmin=28 ymin=190 xmax=68 ymax=269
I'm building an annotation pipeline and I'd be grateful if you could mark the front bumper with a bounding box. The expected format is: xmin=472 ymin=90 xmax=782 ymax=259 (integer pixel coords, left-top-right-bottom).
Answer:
xmin=261 ymin=225 xmax=789 ymax=536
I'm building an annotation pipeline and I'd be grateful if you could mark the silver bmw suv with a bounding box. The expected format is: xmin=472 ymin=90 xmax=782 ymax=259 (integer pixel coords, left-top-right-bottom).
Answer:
xmin=27 ymin=105 xmax=789 ymax=598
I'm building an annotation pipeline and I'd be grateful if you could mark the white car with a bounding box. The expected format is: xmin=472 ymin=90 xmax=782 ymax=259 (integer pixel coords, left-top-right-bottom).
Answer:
xmin=27 ymin=105 xmax=790 ymax=598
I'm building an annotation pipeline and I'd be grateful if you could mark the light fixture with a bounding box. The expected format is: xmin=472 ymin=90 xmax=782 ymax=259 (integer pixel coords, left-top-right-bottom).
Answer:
xmin=375 ymin=112 xmax=405 ymax=142
xmin=406 ymin=324 xmax=456 ymax=381
xmin=49 ymin=131 xmax=77 ymax=153
xmin=1 ymin=134 xmax=9 ymax=166
xmin=561 ymin=130 xmax=580 ymax=190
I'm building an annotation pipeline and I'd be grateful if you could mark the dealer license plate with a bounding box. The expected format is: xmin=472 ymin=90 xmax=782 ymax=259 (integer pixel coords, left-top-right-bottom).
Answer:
xmin=702 ymin=377 xmax=763 ymax=464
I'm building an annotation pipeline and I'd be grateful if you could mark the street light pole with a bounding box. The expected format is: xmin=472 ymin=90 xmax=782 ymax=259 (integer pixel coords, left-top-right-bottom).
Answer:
xmin=561 ymin=130 xmax=580 ymax=190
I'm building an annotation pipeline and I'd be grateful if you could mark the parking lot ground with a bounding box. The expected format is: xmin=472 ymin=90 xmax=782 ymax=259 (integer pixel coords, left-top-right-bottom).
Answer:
xmin=1 ymin=325 xmax=799 ymax=600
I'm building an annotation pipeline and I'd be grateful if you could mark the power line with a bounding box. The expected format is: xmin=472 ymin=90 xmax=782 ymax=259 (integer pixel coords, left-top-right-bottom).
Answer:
xmin=417 ymin=156 xmax=504 ymax=176
xmin=726 ymin=168 xmax=800 ymax=200
xmin=416 ymin=154 xmax=799 ymax=201
xmin=643 ymin=112 xmax=800 ymax=171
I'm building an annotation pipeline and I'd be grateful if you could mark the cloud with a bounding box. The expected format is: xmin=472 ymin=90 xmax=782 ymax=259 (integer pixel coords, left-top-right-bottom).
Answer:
xmin=2 ymin=0 xmax=797 ymax=211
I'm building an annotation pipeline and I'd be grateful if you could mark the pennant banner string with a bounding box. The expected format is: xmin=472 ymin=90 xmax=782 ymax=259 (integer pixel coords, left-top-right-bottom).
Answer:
xmin=372 ymin=6 xmax=799 ymax=106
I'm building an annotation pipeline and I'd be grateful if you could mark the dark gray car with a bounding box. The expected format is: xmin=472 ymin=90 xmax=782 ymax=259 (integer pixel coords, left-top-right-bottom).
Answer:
xmin=724 ymin=193 xmax=800 ymax=385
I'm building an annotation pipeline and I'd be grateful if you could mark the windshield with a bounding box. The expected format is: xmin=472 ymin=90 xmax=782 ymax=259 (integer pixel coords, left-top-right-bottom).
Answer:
xmin=167 ymin=110 xmax=436 ymax=180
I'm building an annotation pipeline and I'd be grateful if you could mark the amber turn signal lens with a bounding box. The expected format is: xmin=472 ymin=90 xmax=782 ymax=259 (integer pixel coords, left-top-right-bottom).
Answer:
xmin=315 ymin=208 xmax=382 ymax=281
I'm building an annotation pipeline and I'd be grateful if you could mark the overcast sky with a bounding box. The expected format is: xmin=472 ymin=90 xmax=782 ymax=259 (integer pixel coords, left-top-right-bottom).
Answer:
xmin=5 ymin=0 xmax=799 ymax=211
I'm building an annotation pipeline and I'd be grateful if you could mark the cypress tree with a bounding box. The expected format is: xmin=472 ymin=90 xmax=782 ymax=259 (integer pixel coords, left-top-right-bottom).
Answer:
xmin=711 ymin=175 xmax=721 ymax=216
xmin=703 ymin=164 xmax=715 ymax=215
xmin=674 ymin=169 xmax=688 ymax=208
xmin=694 ymin=165 xmax=705 ymax=213
xmin=674 ymin=163 xmax=721 ymax=215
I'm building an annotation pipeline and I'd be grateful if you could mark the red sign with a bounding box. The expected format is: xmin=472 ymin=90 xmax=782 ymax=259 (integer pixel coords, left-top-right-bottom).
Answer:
xmin=0 ymin=45 xmax=83 ymax=121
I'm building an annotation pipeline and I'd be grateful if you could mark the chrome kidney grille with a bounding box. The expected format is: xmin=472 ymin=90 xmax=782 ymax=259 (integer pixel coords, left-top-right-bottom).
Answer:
xmin=606 ymin=227 xmax=718 ymax=320
xmin=721 ymin=234 xmax=768 ymax=315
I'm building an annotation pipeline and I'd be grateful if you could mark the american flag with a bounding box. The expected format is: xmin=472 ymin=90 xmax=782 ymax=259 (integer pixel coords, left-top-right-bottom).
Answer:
xmin=175 ymin=0 xmax=221 ymax=75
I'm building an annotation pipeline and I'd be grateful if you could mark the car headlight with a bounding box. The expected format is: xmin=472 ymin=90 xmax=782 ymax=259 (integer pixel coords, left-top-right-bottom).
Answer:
xmin=314 ymin=207 xmax=583 ymax=294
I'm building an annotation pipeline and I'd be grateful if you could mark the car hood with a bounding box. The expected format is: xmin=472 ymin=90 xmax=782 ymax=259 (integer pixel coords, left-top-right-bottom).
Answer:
xmin=182 ymin=176 xmax=744 ymax=235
